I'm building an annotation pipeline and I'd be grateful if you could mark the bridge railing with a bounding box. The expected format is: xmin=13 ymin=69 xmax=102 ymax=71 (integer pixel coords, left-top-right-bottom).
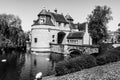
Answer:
xmin=50 ymin=43 xmax=64 ymax=53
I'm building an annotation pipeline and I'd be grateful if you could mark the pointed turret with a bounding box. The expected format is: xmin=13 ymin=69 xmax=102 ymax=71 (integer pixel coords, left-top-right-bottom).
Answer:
xmin=38 ymin=8 xmax=50 ymax=16
xmin=32 ymin=8 xmax=54 ymax=26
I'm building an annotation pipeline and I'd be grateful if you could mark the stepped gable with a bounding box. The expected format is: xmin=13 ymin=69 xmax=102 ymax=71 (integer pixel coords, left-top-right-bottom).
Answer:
xmin=50 ymin=12 xmax=68 ymax=23
xmin=67 ymin=31 xmax=84 ymax=39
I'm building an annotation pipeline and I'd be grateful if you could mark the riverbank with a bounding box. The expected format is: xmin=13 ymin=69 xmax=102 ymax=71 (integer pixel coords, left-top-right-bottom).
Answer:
xmin=42 ymin=61 xmax=120 ymax=80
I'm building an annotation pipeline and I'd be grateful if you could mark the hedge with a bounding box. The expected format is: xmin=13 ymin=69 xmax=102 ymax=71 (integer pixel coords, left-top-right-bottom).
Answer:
xmin=55 ymin=54 xmax=97 ymax=76
xmin=55 ymin=45 xmax=120 ymax=76
xmin=96 ymin=48 xmax=120 ymax=65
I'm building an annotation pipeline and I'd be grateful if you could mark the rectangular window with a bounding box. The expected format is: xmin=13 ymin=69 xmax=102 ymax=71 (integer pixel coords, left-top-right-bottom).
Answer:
xmin=40 ymin=16 xmax=46 ymax=24
xmin=58 ymin=22 xmax=61 ymax=26
xmin=67 ymin=39 xmax=69 ymax=43
xmin=52 ymin=35 xmax=55 ymax=38
xmin=34 ymin=38 xmax=37 ymax=43
xmin=64 ymin=23 xmax=66 ymax=27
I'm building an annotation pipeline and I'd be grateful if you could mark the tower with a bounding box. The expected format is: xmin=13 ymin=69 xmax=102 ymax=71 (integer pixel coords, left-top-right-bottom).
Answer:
xmin=31 ymin=8 xmax=54 ymax=52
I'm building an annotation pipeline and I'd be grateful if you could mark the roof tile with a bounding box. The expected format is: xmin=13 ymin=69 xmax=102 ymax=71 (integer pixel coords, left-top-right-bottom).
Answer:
xmin=50 ymin=12 xmax=68 ymax=23
xmin=67 ymin=32 xmax=84 ymax=39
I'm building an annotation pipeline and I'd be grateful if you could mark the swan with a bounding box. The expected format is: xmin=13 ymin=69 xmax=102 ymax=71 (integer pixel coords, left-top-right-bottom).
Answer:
xmin=1 ymin=59 xmax=7 ymax=62
xmin=34 ymin=72 xmax=42 ymax=80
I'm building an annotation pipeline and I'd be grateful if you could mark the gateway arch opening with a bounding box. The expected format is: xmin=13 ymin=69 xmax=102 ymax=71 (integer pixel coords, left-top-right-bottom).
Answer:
xmin=57 ymin=32 xmax=66 ymax=44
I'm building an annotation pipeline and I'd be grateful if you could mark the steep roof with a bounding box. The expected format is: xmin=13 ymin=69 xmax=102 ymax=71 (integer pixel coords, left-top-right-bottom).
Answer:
xmin=45 ymin=18 xmax=54 ymax=26
xmin=32 ymin=19 xmax=54 ymax=26
xmin=38 ymin=9 xmax=50 ymax=16
xmin=65 ymin=14 xmax=73 ymax=21
xmin=67 ymin=31 xmax=84 ymax=39
xmin=50 ymin=12 xmax=68 ymax=23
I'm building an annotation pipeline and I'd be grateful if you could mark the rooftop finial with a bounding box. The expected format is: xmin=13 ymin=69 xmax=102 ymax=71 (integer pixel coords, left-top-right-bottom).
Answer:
xmin=43 ymin=7 xmax=46 ymax=9
xmin=48 ymin=9 xmax=50 ymax=12
xmin=54 ymin=8 xmax=57 ymax=13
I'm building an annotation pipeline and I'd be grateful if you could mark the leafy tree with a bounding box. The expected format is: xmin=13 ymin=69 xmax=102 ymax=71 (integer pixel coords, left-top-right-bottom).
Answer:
xmin=0 ymin=14 xmax=26 ymax=47
xmin=25 ymin=31 xmax=31 ymax=41
xmin=118 ymin=23 xmax=120 ymax=26
xmin=78 ymin=22 xmax=86 ymax=31
xmin=87 ymin=5 xmax=113 ymax=44
xmin=116 ymin=28 xmax=120 ymax=42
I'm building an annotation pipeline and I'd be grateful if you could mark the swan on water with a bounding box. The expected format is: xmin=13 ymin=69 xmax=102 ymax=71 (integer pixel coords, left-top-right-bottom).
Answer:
xmin=34 ymin=72 xmax=42 ymax=80
xmin=1 ymin=59 xmax=7 ymax=62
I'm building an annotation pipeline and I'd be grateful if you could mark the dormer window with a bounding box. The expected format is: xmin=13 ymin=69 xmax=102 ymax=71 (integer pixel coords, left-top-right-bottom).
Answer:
xmin=40 ymin=16 xmax=46 ymax=24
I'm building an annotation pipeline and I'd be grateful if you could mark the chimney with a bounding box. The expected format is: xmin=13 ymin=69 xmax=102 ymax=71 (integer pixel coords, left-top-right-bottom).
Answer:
xmin=54 ymin=8 xmax=57 ymax=13
xmin=85 ymin=22 xmax=88 ymax=33
xmin=48 ymin=10 xmax=50 ymax=12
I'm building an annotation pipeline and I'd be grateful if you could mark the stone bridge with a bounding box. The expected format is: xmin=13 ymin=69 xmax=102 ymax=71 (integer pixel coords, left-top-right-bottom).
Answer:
xmin=50 ymin=43 xmax=99 ymax=55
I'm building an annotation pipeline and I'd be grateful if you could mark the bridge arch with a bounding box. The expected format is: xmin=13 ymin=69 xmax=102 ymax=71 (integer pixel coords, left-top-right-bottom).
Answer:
xmin=69 ymin=49 xmax=83 ymax=58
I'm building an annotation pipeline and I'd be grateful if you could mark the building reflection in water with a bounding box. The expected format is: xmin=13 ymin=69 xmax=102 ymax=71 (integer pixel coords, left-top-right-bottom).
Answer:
xmin=0 ymin=51 xmax=64 ymax=80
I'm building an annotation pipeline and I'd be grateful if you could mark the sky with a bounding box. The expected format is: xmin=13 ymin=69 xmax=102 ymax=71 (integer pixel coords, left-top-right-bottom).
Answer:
xmin=0 ymin=0 xmax=120 ymax=31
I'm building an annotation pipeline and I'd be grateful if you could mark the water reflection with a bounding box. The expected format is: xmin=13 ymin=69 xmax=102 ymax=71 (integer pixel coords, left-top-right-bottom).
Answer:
xmin=0 ymin=51 xmax=64 ymax=80
xmin=0 ymin=51 xmax=25 ymax=80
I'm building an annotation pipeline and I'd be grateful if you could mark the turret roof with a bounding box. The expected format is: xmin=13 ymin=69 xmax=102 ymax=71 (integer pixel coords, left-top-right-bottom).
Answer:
xmin=38 ymin=8 xmax=50 ymax=16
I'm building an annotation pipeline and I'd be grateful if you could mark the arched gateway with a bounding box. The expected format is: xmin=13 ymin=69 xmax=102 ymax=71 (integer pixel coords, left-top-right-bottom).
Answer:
xmin=57 ymin=32 xmax=66 ymax=44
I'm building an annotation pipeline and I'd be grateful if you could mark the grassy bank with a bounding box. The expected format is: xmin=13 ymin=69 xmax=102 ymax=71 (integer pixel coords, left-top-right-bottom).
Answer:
xmin=43 ymin=61 xmax=120 ymax=80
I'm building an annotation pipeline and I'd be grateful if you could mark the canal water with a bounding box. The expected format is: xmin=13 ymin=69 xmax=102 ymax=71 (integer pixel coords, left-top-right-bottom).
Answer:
xmin=0 ymin=50 xmax=64 ymax=80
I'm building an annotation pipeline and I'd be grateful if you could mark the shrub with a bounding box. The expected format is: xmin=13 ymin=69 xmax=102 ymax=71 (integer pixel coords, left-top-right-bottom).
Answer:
xmin=99 ymin=43 xmax=114 ymax=55
xmin=49 ymin=52 xmax=64 ymax=63
xmin=55 ymin=60 xmax=69 ymax=76
xmin=96 ymin=49 xmax=120 ymax=65
xmin=55 ymin=54 xmax=97 ymax=76
xmin=114 ymin=46 xmax=120 ymax=51
xmin=109 ymin=49 xmax=120 ymax=57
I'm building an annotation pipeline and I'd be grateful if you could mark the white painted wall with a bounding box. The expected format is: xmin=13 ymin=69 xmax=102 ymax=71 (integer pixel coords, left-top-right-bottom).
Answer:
xmin=31 ymin=24 xmax=71 ymax=52
xmin=31 ymin=25 xmax=51 ymax=51
xmin=83 ymin=23 xmax=92 ymax=45
xmin=31 ymin=29 xmax=50 ymax=47
xmin=62 ymin=31 xmax=69 ymax=44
